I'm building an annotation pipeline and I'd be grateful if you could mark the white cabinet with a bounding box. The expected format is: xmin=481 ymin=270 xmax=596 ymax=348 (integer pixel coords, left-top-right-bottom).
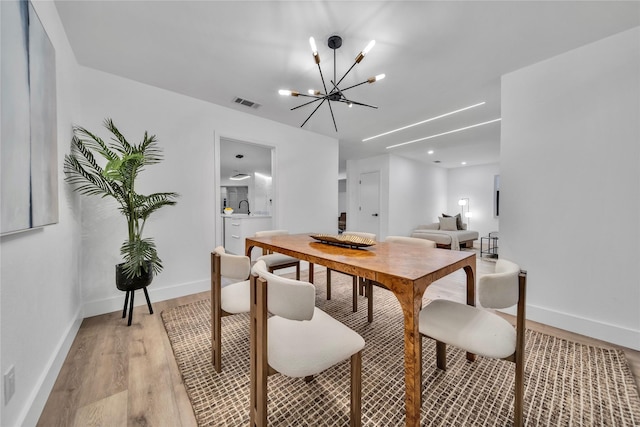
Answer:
xmin=223 ymin=216 xmax=272 ymax=257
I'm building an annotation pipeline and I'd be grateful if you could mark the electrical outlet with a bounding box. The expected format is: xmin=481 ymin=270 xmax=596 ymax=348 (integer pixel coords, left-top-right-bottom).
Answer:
xmin=4 ymin=366 xmax=15 ymax=405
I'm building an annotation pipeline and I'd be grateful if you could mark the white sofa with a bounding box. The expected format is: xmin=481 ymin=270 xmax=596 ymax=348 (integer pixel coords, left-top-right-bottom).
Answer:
xmin=411 ymin=222 xmax=478 ymax=250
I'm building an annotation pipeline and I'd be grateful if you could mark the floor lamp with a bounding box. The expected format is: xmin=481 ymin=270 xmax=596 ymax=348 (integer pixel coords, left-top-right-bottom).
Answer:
xmin=458 ymin=198 xmax=472 ymax=228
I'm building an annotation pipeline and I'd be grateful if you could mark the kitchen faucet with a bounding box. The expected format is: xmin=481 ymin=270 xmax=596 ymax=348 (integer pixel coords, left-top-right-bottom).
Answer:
xmin=238 ymin=199 xmax=250 ymax=215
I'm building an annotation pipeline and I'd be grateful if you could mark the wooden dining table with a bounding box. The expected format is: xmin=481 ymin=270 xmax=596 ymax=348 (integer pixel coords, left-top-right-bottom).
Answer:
xmin=245 ymin=233 xmax=476 ymax=427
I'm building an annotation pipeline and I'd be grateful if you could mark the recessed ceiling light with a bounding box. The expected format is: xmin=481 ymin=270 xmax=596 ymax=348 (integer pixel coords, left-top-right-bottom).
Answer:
xmin=427 ymin=150 xmax=434 ymax=155
xmin=362 ymin=101 xmax=486 ymax=142
xmin=461 ymin=161 xmax=467 ymax=165
xmin=386 ymin=118 xmax=502 ymax=149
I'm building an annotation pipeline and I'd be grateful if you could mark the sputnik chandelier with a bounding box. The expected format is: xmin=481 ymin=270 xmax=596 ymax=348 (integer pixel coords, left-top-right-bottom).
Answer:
xmin=279 ymin=35 xmax=385 ymax=132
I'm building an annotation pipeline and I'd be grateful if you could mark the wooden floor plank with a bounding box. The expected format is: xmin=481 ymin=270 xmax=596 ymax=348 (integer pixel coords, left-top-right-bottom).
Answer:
xmin=74 ymin=390 xmax=128 ymax=427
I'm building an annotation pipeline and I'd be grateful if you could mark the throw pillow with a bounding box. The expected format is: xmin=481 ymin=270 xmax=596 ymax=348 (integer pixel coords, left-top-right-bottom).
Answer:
xmin=442 ymin=213 xmax=463 ymax=230
xmin=438 ymin=216 xmax=458 ymax=231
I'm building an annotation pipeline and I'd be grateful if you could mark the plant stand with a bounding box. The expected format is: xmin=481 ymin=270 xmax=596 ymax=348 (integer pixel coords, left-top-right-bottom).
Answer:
xmin=116 ymin=263 xmax=154 ymax=326
xmin=122 ymin=287 xmax=154 ymax=326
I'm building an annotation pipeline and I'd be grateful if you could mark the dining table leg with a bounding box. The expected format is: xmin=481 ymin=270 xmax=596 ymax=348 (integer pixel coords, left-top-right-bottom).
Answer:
xmin=464 ymin=263 xmax=476 ymax=362
xmin=308 ymin=262 xmax=314 ymax=284
xmin=400 ymin=291 xmax=423 ymax=427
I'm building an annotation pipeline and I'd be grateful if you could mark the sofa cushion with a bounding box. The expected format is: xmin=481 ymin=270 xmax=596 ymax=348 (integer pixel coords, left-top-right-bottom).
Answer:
xmin=438 ymin=216 xmax=458 ymax=231
xmin=442 ymin=213 xmax=463 ymax=230
xmin=415 ymin=223 xmax=440 ymax=231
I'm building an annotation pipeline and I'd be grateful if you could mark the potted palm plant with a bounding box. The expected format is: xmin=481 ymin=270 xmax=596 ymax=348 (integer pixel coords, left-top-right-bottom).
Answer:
xmin=63 ymin=118 xmax=178 ymax=295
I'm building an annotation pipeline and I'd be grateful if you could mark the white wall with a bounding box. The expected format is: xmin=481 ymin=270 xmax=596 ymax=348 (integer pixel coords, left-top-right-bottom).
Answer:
xmin=1 ymin=2 xmax=83 ymax=426
xmin=388 ymin=155 xmax=448 ymax=238
xmin=346 ymin=154 xmax=447 ymax=240
xmin=447 ymin=163 xmax=500 ymax=242
xmin=77 ymin=66 xmax=338 ymax=317
xmin=501 ymin=27 xmax=640 ymax=350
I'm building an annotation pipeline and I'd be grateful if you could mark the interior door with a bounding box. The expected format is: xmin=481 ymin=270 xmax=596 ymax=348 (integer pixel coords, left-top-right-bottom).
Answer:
xmin=357 ymin=171 xmax=380 ymax=237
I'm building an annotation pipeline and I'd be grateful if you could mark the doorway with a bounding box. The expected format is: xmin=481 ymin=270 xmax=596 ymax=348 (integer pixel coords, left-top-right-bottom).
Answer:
xmin=219 ymin=138 xmax=274 ymax=216
xmin=357 ymin=171 xmax=380 ymax=237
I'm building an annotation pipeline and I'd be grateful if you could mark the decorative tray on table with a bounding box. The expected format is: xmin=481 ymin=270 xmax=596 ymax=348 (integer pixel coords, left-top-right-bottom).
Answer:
xmin=309 ymin=233 xmax=376 ymax=249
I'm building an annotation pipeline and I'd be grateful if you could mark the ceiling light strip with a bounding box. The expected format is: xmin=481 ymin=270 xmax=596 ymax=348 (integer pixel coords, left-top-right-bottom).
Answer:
xmin=363 ymin=101 xmax=486 ymax=142
xmin=386 ymin=118 xmax=502 ymax=149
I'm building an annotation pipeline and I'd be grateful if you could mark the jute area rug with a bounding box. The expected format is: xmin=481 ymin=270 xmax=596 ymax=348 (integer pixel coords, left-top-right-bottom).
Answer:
xmin=162 ymin=271 xmax=640 ymax=426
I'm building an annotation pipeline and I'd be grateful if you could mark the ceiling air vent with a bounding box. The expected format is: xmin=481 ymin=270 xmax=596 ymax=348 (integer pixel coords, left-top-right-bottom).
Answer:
xmin=233 ymin=97 xmax=261 ymax=109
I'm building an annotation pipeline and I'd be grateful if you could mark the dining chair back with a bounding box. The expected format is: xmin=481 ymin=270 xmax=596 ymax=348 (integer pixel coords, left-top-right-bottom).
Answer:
xmin=254 ymin=230 xmax=301 ymax=279
xmin=249 ymin=260 xmax=365 ymax=427
xmin=385 ymin=235 xmax=436 ymax=248
xmin=418 ymin=259 xmax=527 ymax=426
xmin=326 ymin=231 xmax=376 ymax=321
xmin=211 ymin=246 xmax=251 ymax=372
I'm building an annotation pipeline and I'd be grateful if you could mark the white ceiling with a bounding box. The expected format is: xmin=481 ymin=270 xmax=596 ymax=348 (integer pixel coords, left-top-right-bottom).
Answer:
xmin=54 ymin=1 xmax=640 ymax=174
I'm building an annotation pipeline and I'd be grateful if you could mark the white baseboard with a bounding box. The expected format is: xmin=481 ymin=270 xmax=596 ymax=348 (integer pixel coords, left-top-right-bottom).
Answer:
xmin=526 ymin=304 xmax=640 ymax=351
xmin=82 ymin=278 xmax=210 ymax=318
xmin=21 ymin=309 xmax=83 ymax=427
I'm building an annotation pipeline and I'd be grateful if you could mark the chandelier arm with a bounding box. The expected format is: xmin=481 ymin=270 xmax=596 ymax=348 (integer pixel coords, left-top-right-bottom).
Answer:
xmin=335 ymin=99 xmax=378 ymax=109
xmin=300 ymin=98 xmax=326 ymax=128
xmin=334 ymin=48 xmax=337 ymax=87
xmin=290 ymin=97 xmax=325 ymax=111
xmin=297 ymin=93 xmax=326 ymax=99
xmin=335 ymin=60 xmax=359 ymax=88
xmin=316 ymin=63 xmax=330 ymax=96
xmin=336 ymin=80 xmax=369 ymax=93
xmin=326 ymin=100 xmax=338 ymax=132
xmin=330 ymin=80 xmax=348 ymax=102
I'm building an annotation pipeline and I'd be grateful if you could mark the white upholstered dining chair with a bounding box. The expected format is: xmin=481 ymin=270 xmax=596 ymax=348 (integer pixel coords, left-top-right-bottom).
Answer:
xmin=419 ymin=259 xmax=527 ymax=427
xmin=255 ymin=230 xmax=301 ymax=279
xmin=249 ymin=260 xmax=365 ymax=427
xmin=385 ymin=235 xmax=437 ymax=248
xmin=210 ymin=246 xmax=252 ymax=372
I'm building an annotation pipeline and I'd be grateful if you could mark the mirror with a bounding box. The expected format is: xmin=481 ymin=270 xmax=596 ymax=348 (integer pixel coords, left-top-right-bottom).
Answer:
xmin=219 ymin=138 xmax=273 ymax=216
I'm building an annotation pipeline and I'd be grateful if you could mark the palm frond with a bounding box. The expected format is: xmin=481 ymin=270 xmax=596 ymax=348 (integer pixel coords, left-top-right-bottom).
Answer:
xmin=120 ymin=237 xmax=163 ymax=278
xmin=134 ymin=192 xmax=179 ymax=220
xmin=73 ymin=126 xmax=120 ymax=162
xmin=104 ymin=118 xmax=134 ymax=156
xmin=64 ymin=155 xmax=115 ymax=197
xmin=139 ymin=131 xmax=164 ymax=165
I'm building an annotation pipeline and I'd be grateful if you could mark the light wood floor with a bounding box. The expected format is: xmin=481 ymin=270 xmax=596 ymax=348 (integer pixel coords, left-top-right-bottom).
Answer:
xmin=37 ymin=257 xmax=640 ymax=426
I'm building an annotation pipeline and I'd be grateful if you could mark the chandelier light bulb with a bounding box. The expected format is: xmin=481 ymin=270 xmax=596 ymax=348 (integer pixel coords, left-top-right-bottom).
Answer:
xmin=278 ymin=89 xmax=299 ymax=97
xmin=363 ymin=40 xmax=376 ymax=56
xmin=308 ymin=89 xmax=320 ymax=95
xmin=309 ymin=37 xmax=318 ymax=54
xmin=348 ymin=102 xmax=353 ymax=108
xmin=368 ymin=74 xmax=386 ymax=83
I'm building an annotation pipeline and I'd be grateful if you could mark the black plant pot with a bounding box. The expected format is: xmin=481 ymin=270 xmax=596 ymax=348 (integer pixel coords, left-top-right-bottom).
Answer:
xmin=116 ymin=262 xmax=154 ymax=326
xmin=115 ymin=262 xmax=153 ymax=291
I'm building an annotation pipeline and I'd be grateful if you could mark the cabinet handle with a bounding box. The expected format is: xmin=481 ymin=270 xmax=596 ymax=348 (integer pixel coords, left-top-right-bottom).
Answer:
xmin=231 ymin=235 xmax=240 ymax=239
xmin=232 ymin=223 xmax=240 ymax=226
